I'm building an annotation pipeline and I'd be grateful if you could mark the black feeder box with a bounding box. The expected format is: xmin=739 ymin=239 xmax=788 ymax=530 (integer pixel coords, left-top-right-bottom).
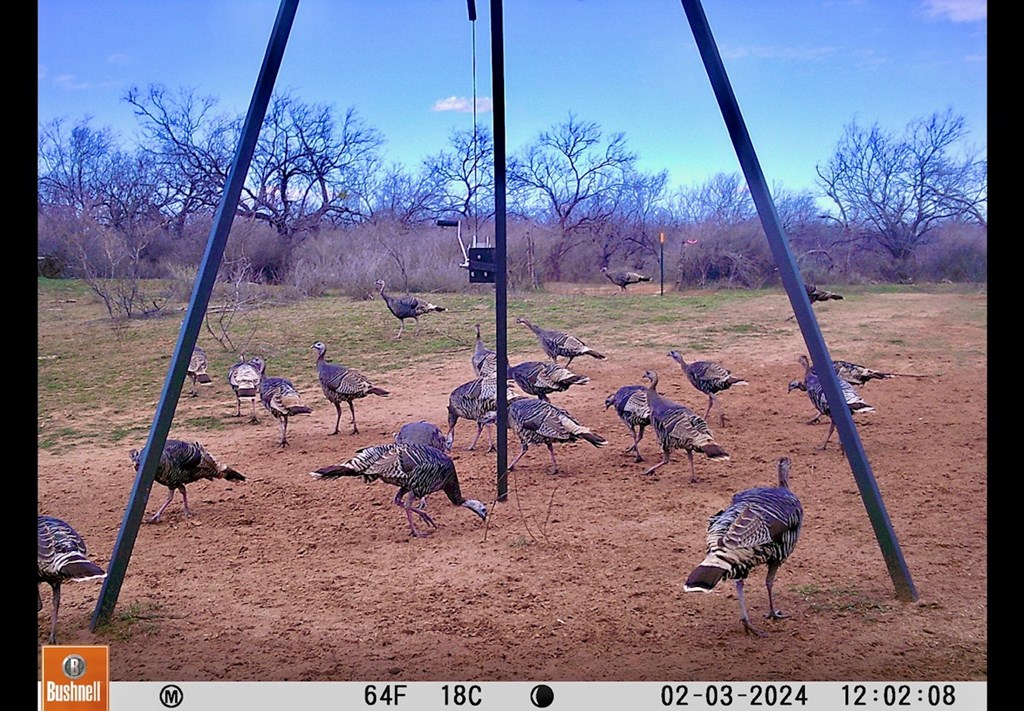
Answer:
xmin=468 ymin=246 xmax=496 ymax=283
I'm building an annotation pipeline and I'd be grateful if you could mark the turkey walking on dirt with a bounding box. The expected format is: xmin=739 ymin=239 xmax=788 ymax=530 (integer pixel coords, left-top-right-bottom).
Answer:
xmin=447 ymin=374 xmax=518 ymax=452
xmin=668 ymin=350 xmax=748 ymax=427
xmin=641 ymin=369 xmax=729 ymax=482
xmin=374 ymin=279 xmax=447 ymax=339
xmin=605 ymin=384 xmax=651 ymax=462
xmin=684 ymin=457 xmax=803 ymax=637
xmin=506 ymin=396 xmax=608 ymax=475
xmin=129 ymin=439 xmax=246 ymax=523
xmin=788 ymin=355 xmax=875 ymax=450
xmin=254 ymin=357 xmax=313 ymax=447
xmin=186 ymin=345 xmax=213 ymax=397
xmin=38 ymin=515 xmax=106 ymax=645
xmin=227 ymin=355 xmax=262 ymax=422
xmin=310 ymin=442 xmax=487 ymax=537
xmin=508 ymin=360 xmax=590 ymax=402
xmin=312 ymin=341 xmax=390 ymax=435
xmin=516 ymin=316 xmax=606 ymax=369
xmin=601 ymin=266 xmax=651 ymax=292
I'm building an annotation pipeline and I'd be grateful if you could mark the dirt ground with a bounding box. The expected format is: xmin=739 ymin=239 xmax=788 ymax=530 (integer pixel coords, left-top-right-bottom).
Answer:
xmin=37 ymin=286 xmax=987 ymax=682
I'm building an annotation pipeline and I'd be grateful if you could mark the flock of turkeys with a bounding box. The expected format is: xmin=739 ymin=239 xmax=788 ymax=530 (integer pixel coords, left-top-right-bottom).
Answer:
xmin=41 ymin=275 xmax=911 ymax=642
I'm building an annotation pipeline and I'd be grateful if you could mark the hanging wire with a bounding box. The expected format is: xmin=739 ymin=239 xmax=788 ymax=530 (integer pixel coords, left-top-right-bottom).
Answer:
xmin=470 ymin=8 xmax=482 ymax=248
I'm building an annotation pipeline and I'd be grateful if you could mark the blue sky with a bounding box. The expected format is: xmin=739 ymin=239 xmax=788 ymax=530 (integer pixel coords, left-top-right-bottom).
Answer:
xmin=38 ymin=0 xmax=986 ymax=197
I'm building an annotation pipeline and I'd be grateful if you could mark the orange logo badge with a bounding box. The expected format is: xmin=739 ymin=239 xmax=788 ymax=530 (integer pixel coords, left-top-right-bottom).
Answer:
xmin=41 ymin=645 xmax=109 ymax=711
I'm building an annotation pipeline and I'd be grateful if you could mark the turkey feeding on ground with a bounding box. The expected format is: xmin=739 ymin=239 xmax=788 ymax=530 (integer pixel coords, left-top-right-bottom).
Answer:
xmin=310 ymin=442 xmax=487 ymax=537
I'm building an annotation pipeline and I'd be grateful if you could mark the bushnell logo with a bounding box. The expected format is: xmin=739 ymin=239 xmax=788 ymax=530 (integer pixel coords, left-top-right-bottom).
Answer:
xmin=41 ymin=645 xmax=109 ymax=710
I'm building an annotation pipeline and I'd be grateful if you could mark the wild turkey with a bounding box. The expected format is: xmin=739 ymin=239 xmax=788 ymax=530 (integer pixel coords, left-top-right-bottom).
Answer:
xmin=785 ymin=283 xmax=846 ymax=321
xmin=447 ymin=374 xmax=517 ymax=452
xmin=374 ymin=279 xmax=447 ymax=339
xmin=788 ymin=355 xmax=875 ymax=450
xmin=601 ymin=266 xmax=651 ymax=292
xmin=471 ymin=323 xmax=497 ymax=377
xmin=253 ymin=357 xmax=313 ymax=448
xmin=833 ymin=359 xmax=894 ymax=387
xmin=604 ymin=384 xmax=651 ymax=462
xmin=311 ymin=341 xmax=390 ymax=435
xmin=668 ymin=350 xmax=748 ymax=426
xmin=640 ymin=369 xmax=729 ymax=482
xmin=516 ymin=317 xmax=606 ymax=369
xmin=185 ymin=345 xmax=213 ymax=397
xmin=831 ymin=357 xmax=929 ymax=392
xmin=395 ymin=420 xmax=453 ymax=453
xmin=506 ymin=396 xmax=608 ymax=475
xmin=129 ymin=439 xmax=246 ymax=523
xmin=508 ymin=360 xmax=590 ymax=402
xmin=684 ymin=457 xmax=803 ymax=637
xmin=310 ymin=442 xmax=487 ymax=537
xmin=805 ymin=283 xmax=844 ymax=303
xmin=227 ymin=355 xmax=262 ymax=422
xmin=37 ymin=515 xmax=106 ymax=645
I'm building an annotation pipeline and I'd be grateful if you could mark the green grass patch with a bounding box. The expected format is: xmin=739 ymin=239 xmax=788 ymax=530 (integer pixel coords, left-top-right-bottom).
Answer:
xmin=37 ymin=278 xmax=984 ymax=450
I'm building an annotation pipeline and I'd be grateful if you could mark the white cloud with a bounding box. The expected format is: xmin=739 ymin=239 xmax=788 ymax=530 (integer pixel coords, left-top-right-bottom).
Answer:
xmin=432 ymin=96 xmax=493 ymax=113
xmin=922 ymin=0 xmax=986 ymax=22
xmin=53 ymin=73 xmax=118 ymax=91
xmin=106 ymin=53 xmax=131 ymax=65
xmin=721 ymin=45 xmax=837 ymax=62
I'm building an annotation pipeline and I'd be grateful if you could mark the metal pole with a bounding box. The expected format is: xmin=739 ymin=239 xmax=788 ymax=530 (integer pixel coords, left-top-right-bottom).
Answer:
xmin=679 ymin=0 xmax=917 ymax=601
xmin=90 ymin=0 xmax=302 ymax=630
xmin=659 ymin=231 xmax=665 ymax=295
xmin=490 ymin=0 xmax=509 ymax=501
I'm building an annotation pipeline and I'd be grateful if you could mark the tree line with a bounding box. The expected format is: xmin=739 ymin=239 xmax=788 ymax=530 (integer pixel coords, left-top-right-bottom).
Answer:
xmin=37 ymin=84 xmax=987 ymax=317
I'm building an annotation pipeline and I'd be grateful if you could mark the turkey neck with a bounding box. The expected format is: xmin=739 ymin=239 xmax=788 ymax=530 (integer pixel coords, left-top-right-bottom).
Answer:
xmin=644 ymin=373 xmax=669 ymax=412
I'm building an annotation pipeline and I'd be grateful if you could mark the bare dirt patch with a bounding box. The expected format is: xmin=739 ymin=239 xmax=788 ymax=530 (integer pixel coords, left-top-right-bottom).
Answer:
xmin=37 ymin=287 xmax=987 ymax=682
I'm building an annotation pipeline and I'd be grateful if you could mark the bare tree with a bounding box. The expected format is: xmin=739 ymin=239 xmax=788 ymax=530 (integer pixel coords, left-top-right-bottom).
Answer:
xmin=38 ymin=117 xmax=118 ymax=218
xmin=243 ymin=94 xmax=386 ymax=236
xmin=360 ymin=163 xmax=437 ymax=227
xmin=509 ymin=113 xmax=638 ymax=280
xmin=613 ymin=167 xmax=670 ymax=265
xmin=125 ymin=84 xmax=237 ymax=235
xmin=422 ymin=125 xmax=495 ymax=225
xmin=203 ymin=257 xmax=264 ymax=354
xmin=816 ymin=109 xmax=987 ymax=281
